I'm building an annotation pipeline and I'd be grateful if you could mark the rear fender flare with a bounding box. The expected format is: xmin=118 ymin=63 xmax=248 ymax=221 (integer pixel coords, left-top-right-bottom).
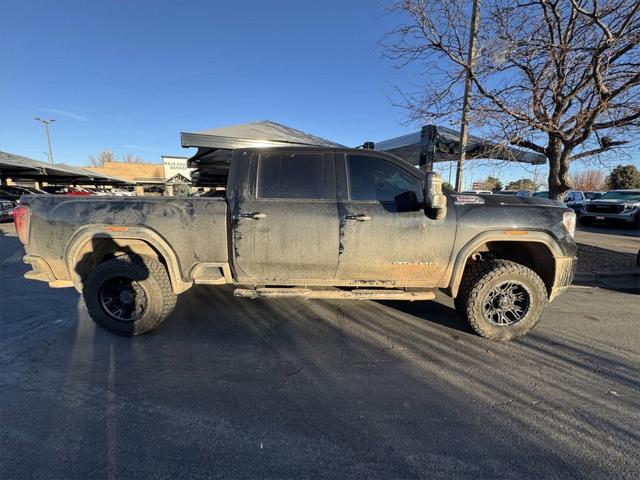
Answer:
xmin=65 ymin=225 xmax=192 ymax=294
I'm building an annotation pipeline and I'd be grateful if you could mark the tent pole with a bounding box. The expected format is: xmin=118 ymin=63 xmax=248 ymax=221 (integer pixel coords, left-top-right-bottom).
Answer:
xmin=419 ymin=125 xmax=437 ymax=172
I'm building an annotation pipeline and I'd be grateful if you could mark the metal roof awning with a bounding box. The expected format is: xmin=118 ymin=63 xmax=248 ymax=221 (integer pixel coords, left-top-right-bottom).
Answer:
xmin=181 ymin=120 xmax=345 ymax=150
xmin=182 ymin=120 xmax=345 ymax=187
xmin=0 ymin=151 xmax=48 ymax=177
xmin=375 ymin=125 xmax=547 ymax=167
xmin=1 ymin=151 xmax=133 ymax=184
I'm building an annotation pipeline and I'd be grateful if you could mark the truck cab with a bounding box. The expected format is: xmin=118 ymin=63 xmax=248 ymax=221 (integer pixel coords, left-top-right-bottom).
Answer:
xmin=228 ymin=147 xmax=452 ymax=287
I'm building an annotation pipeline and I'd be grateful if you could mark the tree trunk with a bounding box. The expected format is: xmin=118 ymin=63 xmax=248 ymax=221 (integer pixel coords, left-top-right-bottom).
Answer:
xmin=546 ymin=138 xmax=573 ymax=200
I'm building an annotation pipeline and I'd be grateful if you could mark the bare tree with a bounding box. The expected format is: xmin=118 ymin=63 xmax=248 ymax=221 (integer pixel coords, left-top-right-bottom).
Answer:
xmin=383 ymin=0 xmax=640 ymax=199
xmin=572 ymin=168 xmax=606 ymax=190
xmin=121 ymin=153 xmax=146 ymax=164
xmin=87 ymin=149 xmax=116 ymax=167
xmin=87 ymin=150 xmax=146 ymax=167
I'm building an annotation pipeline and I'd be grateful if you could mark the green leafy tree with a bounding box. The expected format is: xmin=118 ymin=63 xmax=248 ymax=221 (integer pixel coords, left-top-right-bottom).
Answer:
xmin=505 ymin=178 xmax=537 ymax=191
xmin=606 ymin=164 xmax=640 ymax=189
xmin=483 ymin=176 xmax=502 ymax=192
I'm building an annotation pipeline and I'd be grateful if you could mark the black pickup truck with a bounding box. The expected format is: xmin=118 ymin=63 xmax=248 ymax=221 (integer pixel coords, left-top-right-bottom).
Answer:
xmin=14 ymin=146 xmax=577 ymax=340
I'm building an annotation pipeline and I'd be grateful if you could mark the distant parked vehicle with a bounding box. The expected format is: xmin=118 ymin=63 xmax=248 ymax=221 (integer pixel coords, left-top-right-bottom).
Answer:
xmin=579 ymin=189 xmax=640 ymax=227
xmin=41 ymin=186 xmax=92 ymax=196
xmin=461 ymin=190 xmax=493 ymax=195
xmin=0 ymin=186 xmax=24 ymax=203
xmin=495 ymin=190 xmax=532 ymax=197
xmin=533 ymin=190 xmax=589 ymax=212
xmin=0 ymin=199 xmax=14 ymax=222
xmin=109 ymin=188 xmax=136 ymax=197
xmin=583 ymin=191 xmax=604 ymax=200
xmin=0 ymin=185 xmax=44 ymax=204
xmin=1 ymin=185 xmax=49 ymax=196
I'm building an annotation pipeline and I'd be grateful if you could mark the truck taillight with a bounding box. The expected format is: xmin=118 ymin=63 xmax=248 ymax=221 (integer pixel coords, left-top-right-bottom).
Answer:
xmin=562 ymin=211 xmax=576 ymax=238
xmin=12 ymin=205 xmax=30 ymax=244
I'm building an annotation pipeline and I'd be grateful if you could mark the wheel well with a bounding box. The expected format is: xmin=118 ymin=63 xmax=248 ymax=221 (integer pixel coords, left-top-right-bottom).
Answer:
xmin=73 ymin=237 xmax=164 ymax=283
xmin=465 ymin=241 xmax=556 ymax=295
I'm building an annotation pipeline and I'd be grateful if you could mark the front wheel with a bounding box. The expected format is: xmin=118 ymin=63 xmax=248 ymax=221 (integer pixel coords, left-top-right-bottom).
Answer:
xmin=83 ymin=255 xmax=177 ymax=336
xmin=455 ymin=259 xmax=548 ymax=341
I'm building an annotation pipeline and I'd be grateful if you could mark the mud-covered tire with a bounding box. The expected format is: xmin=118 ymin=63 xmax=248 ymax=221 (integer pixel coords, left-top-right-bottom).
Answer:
xmin=454 ymin=259 xmax=548 ymax=341
xmin=83 ymin=255 xmax=177 ymax=336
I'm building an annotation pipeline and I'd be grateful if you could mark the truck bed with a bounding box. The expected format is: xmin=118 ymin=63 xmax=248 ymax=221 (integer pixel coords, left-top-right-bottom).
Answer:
xmin=20 ymin=195 xmax=229 ymax=289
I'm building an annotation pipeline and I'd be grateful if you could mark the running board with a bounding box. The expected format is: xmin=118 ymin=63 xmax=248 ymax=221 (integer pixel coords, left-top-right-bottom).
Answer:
xmin=233 ymin=287 xmax=435 ymax=301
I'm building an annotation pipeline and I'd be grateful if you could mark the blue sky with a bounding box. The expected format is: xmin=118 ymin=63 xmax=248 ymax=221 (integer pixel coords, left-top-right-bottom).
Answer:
xmin=1 ymin=0 xmax=636 ymax=189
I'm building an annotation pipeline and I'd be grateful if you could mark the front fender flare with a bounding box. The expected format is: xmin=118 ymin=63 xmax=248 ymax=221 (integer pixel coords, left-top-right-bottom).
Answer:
xmin=447 ymin=230 xmax=564 ymax=298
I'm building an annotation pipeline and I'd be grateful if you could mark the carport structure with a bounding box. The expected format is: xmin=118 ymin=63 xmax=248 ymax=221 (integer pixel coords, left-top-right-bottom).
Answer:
xmin=0 ymin=151 xmax=133 ymax=186
xmin=182 ymin=120 xmax=344 ymax=186
xmin=374 ymin=125 xmax=547 ymax=171
xmin=180 ymin=121 xmax=547 ymax=187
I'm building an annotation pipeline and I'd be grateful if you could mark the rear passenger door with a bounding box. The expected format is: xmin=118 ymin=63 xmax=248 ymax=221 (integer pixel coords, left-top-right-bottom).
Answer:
xmin=231 ymin=151 xmax=339 ymax=283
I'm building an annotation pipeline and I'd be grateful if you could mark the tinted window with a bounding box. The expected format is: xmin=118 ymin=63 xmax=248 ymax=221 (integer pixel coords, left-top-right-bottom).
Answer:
xmin=346 ymin=155 xmax=423 ymax=202
xmin=257 ymin=153 xmax=324 ymax=199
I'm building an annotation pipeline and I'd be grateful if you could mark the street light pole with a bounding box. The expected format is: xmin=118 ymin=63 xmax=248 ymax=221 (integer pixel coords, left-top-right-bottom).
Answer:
xmin=455 ymin=0 xmax=481 ymax=192
xmin=34 ymin=117 xmax=55 ymax=164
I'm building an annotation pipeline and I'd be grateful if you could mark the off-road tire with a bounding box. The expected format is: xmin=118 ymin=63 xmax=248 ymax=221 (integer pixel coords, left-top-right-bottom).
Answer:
xmin=83 ymin=255 xmax=177 ymax=336
xmin=454 ymin=259 xmax=548 ymax=341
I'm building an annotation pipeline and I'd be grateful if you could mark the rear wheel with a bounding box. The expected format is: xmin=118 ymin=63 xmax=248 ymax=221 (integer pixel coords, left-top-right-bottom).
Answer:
xmin=455 ymin=259 xmax=548 ymax=341
xmin=83 ymin=255 xmax=177 ymax=336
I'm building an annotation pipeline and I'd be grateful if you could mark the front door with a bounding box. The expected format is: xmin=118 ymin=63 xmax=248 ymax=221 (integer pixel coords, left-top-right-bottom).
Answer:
xmin=231 ymin=151 xmax=339 ymax=284
xmin=335 ymin=153 xmax=456 ymax=287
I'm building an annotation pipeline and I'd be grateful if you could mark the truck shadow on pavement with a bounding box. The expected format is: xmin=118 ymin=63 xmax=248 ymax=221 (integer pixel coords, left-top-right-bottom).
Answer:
xmin=2 ymin=248 xmax=640 ymax=478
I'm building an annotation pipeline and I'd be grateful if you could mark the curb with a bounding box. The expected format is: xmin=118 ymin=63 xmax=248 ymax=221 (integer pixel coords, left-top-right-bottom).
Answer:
xmin=573 ymin=269 xmax=640 ymax=293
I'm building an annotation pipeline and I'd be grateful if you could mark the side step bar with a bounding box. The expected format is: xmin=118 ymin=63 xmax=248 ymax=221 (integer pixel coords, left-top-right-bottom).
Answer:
xmin=234 ymin=287 xmax=435 ymax=301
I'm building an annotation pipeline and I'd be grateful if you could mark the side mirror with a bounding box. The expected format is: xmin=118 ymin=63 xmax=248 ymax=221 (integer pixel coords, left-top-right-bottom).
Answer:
xmin=424 ymin=172 xmax=447 ymax=220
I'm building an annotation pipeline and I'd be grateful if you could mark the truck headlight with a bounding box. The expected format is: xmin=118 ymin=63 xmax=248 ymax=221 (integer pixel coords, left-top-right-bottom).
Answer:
xmin=563 ymin=211 xmax=576 ymax=238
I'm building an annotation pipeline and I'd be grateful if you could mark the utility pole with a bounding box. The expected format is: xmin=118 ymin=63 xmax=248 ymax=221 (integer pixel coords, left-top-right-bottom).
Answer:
xmin=455 ymin=0 xmax=481 ymax=192
xmin=34 ymin=117 xmax=55 ymax=164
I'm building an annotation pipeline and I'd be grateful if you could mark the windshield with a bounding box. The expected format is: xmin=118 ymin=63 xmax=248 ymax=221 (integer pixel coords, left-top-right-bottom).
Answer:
xmin=584 ymin=192 xmax=602 ymax=200
xmin=600 ymin=191 xmax=640 ymax=201
xmin=533 ymin=191 xmax=549 ymax=198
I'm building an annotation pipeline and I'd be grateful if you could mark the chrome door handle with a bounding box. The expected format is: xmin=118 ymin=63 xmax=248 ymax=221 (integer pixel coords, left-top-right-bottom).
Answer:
xmin=344 ymin=213 xmax=371 ymax=222
xmin=239 ymin=212 xmax=266 ymax=219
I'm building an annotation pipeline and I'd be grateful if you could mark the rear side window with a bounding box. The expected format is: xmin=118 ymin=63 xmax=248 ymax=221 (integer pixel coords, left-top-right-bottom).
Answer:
xmin=346 ymin=155 xmax=423 ymax=202
xmin=257 ymin=153 xmax=325 ymax=199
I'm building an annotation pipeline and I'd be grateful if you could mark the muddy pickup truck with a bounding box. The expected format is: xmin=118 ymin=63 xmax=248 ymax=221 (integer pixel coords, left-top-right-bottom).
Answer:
xmin=14 ymin=146 xmax=577 ymax=340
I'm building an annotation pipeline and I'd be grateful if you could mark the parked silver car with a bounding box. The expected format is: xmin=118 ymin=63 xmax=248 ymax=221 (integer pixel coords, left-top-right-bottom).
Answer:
xmin=579 ymin=189 xmax=640 ymax=227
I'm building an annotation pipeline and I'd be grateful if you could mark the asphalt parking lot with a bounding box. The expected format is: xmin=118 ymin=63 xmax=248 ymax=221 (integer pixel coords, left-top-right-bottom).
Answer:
xmin=1 ymin=222 xmax=639 ymax=479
